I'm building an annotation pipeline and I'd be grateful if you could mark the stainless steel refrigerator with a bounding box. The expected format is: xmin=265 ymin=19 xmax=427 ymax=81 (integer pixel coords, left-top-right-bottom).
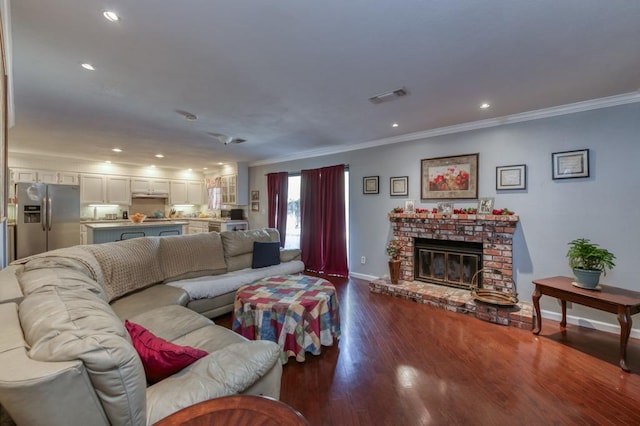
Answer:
xmin=16 ymin=183 xmax=80 ymax=259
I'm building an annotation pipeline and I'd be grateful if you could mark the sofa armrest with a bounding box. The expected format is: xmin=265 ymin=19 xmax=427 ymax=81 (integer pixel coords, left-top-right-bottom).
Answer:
xmin=0 ymin=303 xmax=109 ymax=426
xmin=145 ymin=341 xmax=281 ymax=424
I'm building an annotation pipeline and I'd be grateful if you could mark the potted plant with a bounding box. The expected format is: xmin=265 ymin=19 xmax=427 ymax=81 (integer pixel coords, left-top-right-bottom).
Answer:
xmin=386 ymin=239 xmax=405 ymax=284
xmin=566 ymin=238 xmax=616 ymax=289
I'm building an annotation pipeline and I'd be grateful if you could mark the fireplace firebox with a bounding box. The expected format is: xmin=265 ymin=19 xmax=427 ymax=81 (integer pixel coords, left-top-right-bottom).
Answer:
xmin=414 ymin=238 xmax=482 ymax=290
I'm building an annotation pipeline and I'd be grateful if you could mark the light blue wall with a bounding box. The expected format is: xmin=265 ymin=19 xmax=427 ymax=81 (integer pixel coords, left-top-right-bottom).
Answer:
xmin=249 ymin=102 xmax=640 ymax=325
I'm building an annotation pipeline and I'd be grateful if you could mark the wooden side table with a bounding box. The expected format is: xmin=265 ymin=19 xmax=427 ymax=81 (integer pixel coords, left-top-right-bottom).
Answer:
xmin=532 ymin=276 xmax=640 ymax=372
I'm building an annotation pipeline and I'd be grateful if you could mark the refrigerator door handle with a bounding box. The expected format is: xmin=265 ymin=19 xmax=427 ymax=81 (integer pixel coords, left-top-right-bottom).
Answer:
xmin=41 ymin=198 xmax=47 ymax=231
xmin=47 ymin=197 xmax=53 ymax=231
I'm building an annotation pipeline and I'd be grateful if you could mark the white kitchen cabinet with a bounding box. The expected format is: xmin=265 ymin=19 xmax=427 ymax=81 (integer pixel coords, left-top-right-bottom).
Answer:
xmin=187 ymin=181 xmax=204 ymax=205
xmin=80 ymin=174 xmax=130 ymax=204
xmin=169 ymin=180 xmax=188 ymax=204
xmin=221 ymin=175 xmax=237 ymax=205
xmin=38 ymin=170 xmax=59 ymax=184
xmin=58 ymin=172 xmax=80 ymax=185
xmin=80 ymin=224 xmax=87 ymax=244
xmin=80 ymin=174 xmax=106 ymax=204
xmin=11 ymin=168 xmax=79 ymax=185
xmin=11 ymin=169 xmax=38 ymax=183
xmin=106 ymin=176 xmax=131 ymax=204
xmin=170 ymin=180 xmax=204 ymax=205
xmin=186 ymin=220 xmax=208 ymax=234
xmin=219 ymin=163 xmax=248 ymax=205
xmin=131 ymin=178 xmax=170 ymax=195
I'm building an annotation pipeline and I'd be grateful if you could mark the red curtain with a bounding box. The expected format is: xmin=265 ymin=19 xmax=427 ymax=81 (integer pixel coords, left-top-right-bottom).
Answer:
xmin=300 ymin=164 xmax=348 ymax=277
xmin=267 ymin=172 xmax=288 ymax=247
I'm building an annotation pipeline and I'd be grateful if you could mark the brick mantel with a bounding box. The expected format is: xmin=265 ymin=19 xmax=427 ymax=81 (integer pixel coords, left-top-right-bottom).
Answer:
xmin=389 ymin=213 xmax=519 ymax=295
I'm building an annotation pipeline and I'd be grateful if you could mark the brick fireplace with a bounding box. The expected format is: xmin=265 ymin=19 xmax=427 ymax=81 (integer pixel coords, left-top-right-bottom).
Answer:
xmin=391 ymin=212 xmax=519 ymax=295
xmin=369 ymin=212 xmax=533 ymax=329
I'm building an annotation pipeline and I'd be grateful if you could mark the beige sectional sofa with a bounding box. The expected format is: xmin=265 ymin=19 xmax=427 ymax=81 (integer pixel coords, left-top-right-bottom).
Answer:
xmin=0 ymin=228 xmax=305 ymax=425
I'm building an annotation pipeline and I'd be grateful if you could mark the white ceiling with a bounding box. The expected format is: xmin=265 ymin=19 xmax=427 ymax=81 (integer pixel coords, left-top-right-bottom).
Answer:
xmin=8 ymin=0 xmax=640 ymax=170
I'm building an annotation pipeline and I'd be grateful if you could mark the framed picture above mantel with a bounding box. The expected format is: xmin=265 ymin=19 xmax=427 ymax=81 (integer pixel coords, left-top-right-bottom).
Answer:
xmin=420 ymin=153 xmax=479 ymax=200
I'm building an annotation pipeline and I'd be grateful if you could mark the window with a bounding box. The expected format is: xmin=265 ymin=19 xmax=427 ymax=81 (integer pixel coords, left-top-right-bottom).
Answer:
xmin=285 ymin=175 xmax=300 ymax=249
xmin=284 ymin=171 xmax=349 ymax=256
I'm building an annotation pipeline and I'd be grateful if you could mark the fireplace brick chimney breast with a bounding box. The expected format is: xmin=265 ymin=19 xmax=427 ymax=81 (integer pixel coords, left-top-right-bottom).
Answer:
xmin=389 ymin=213 xmax=519 ymax=296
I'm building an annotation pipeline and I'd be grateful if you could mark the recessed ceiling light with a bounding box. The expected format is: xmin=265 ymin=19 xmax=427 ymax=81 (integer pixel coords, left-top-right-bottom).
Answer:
xmin=150 ymin=165 xmax=156 ymax=168
xmin=81 ymin=63 xmax=95 ymax=71
xmin=217 ymin=162 xmax=224 ymax=166
xmin=112 ymin=148 xmax=122 ymax=152
xmin=155 ymin=154 xmax=164 ymax=158
xmin=105 ymin=160 xmax=111 ymax=164
xmin=392 ymin=123 xmax=399 ymax=128
xmin=203 ymin=167 xmax=208 ymax=170
xmin=480 ymin=103 xmax=491 ymax=109
xmin=103 ymin=11 xmax=119 ymax=22
xmin=187 ymin=168 xmax=193 ymax=172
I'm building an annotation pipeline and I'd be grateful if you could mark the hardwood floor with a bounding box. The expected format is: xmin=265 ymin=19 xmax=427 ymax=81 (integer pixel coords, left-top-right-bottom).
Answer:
xmin=217 ymin=276 xmax=640 ymax=425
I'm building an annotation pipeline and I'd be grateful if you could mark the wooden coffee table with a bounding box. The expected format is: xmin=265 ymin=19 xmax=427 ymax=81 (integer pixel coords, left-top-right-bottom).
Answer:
xmin=532 ymin=276 xmax=640 ymax=372
xmin=232 ymin=275 xmax=341 ymax=363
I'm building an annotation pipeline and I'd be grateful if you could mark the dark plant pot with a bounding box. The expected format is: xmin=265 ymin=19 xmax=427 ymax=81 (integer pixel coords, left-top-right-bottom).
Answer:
xmin=573 ymin=268 xmax=602 ymax=289
xmin=388 ymin=260 xmax=402 ymax=284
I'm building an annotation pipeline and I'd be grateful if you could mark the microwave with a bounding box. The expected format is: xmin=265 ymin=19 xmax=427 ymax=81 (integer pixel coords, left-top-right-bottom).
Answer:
xmin=221 ymin=209 xmax=244 ymax=220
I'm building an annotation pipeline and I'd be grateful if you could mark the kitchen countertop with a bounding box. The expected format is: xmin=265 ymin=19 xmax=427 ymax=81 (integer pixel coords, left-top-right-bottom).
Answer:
xmin=84 ymin=221 xmax=189 ymax=229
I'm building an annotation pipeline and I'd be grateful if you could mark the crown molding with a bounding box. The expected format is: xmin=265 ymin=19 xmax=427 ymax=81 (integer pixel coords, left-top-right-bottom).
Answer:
xmin=251 ymin=91 xmax=640 ymax=167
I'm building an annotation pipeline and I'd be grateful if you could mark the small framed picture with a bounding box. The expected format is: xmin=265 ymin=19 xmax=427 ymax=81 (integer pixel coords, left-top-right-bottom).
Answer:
xmin=552 ymin=149 xmax=589 ymax=179
xmin=390 ymin=176 xmax=409 ymax=196
xmin=251 ymin=201 xmax=259 ymax=212
xmin=251 ymin=190 xmax=260 ymax=201
xmin=437 ymin=202 xmax=453 ymax=214
xmin=496 ymin=164 xmax=527 ymax=190
xmin=477 ymin=197 xmax=495 ymax=214
xmin=404 ymin=199 xmax=415 ymax=213
xmin=363 ymin=176 xmax=379 ymax=194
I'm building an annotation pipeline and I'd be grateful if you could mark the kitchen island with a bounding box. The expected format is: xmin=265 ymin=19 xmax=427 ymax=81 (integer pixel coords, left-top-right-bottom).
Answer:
xmin=85 ymin=221 xmax=189 ymax=244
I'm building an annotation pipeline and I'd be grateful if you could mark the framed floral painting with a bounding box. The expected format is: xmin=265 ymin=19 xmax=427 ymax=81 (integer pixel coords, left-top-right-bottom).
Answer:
xmin=420 ymin=153 xmax=479 ymax=200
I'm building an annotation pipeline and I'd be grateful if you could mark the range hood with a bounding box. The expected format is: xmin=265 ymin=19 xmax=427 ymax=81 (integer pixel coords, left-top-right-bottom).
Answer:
xmin=131 ymin=193 xmax=168 ymax=199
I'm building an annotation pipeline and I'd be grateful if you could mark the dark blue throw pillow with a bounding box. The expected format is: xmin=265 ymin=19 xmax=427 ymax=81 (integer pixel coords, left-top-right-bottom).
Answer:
xmin=252 ymin=241 xmax=281 ymax=269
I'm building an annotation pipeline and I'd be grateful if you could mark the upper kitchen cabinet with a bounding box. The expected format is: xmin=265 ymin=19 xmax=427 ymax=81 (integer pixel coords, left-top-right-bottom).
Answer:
xmin=11 ymin=168 xmax=79 ymax=185
xmin=221 ymin=175 xmax=236 ymax=205
xmin=219 ymin=162 xmax=249 ymax=206
xmin=107 ymin=176 xmax=131 ymax=205
xmin=80 ymin=174 xmax=131 ymax=205
xmin=131 ymin=178 xmax=170 ymax=196
xmin=170 ymin=180 xmax=204 ymax=205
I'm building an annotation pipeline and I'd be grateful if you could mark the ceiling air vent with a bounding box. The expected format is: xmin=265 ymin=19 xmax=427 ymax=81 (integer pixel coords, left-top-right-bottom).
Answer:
xmin=368 ymin=87 xmax=408 ymax=104
xmin=207 ymin=132 xmax=247 ymax=145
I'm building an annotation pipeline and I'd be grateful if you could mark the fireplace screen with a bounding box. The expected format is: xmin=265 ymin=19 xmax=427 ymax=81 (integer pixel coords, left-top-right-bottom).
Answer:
xmin=414 ymin=240 xmax=482 ymax=289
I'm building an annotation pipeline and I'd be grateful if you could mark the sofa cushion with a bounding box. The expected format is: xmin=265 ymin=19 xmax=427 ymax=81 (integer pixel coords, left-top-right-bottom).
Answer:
xmin=280 ymin=248 xmax=302 ymax=263
xmin=83 ymin=237 xmax=165 ymax=301
xmin=125 ymin=320 xmax=208 ymax=383
xmin=220 ymin=228 xmax=279 ymax=257
xmin=252 ymin=241 xmax=281 ymax=269
xmin=159 ymin=232 xmax=227 ymax=283
xmin=110 ymin=285 xmax=190 ymax=320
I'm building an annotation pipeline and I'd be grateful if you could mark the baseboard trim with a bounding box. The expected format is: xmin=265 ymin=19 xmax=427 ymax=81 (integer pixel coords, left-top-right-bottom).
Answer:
xmin=349 ymin=272 xmax=378 ymax=281
xmin=541 ymin=309 xmax=640 ymax=339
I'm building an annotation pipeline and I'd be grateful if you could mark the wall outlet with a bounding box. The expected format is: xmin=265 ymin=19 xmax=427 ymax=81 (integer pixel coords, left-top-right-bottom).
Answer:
xmin=360 ymin=256 xmax=366 ymax=264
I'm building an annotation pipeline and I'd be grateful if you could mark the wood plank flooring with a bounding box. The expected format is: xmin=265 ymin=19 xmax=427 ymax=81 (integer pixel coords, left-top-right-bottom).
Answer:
xmin=217 ymin=275 xmax=640 ymax=425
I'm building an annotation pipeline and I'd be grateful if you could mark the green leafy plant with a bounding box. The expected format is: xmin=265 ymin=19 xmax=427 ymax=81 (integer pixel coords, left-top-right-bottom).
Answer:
xmin=567 ymin=238 xmax=616 ymax=274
